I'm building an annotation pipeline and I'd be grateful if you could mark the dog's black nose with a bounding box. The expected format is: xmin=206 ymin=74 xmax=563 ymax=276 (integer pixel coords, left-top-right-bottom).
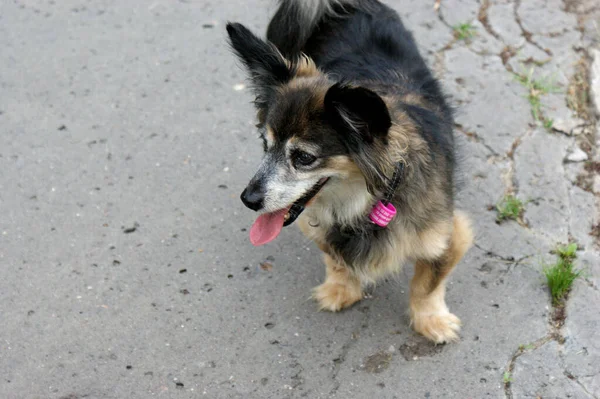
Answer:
xmin=240 ymin=186 xmax=264 ymax=211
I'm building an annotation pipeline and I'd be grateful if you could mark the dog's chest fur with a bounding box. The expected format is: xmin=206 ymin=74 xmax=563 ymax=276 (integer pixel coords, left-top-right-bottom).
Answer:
xmin=301 ymin=176 xmax=373 ymax=231
xmin=298 ymin=174 xmax=452 ymax=280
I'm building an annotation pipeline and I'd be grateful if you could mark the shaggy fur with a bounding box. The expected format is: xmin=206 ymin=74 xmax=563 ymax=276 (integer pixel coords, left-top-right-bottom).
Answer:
xmin=227 ymin=0 xmax=473 ymax=343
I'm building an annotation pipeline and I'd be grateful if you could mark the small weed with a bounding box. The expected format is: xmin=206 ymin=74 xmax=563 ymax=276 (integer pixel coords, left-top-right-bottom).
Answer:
xmin=515 ymin=67 xmax=560 ymax=95
xmin=528 ymin=93 xmax=543 ymax=122
xmin=503 ymin=371 xmax=513 ymax=384
xmin=556 ymin=242 xmax=578 ymax=259
xmin=514 ymin=67 xmax=560 ymax=126
xmin=543 ymin=243 xmax=581 ymax=305
xmin=453 ymin=23 xmax=477 ymax=40
xmin=518 ymin=343 xmax=535 ymax=351
xmin=496 ymin=195 xmax=524 ymax=222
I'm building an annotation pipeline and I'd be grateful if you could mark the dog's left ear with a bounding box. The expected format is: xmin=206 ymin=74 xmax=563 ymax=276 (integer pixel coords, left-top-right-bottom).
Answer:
xmin=226 ymin=23 xmax=292 ymax=112
xmin=324 ymin=83 xmax=392 ymax=144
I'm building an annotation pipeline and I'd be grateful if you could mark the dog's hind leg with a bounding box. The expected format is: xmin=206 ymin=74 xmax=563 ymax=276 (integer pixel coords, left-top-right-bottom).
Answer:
xmin=313 ymin=253 xmax=363 ymax=312
xmin=409 ymin=211 xmax=473 ymax=343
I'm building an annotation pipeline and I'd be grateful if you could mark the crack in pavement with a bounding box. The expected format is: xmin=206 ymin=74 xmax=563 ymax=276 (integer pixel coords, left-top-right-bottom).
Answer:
xmin=503 ymin=332 xmax=600 ymax=399
xmin=563 ymin=370 xmax=599 ymax=399
xmin=434 ymin=2 xmax=452 ymax=31
xmin=454 ymin=123 xmax=499 ymax=156
xmin=478 ymin=0 xmax=502 ymax=41
xmin=473 ymin=243 xmax=532 ymax=266
xmin=503 ymin=251 xmax=595 ymax=399
xmin=501 ymin=130 xmax=532 ymax=205
xmin=504 ymin=334 xmax=554 ymax=399
xmin=514 ymin=0 xmax=553 ymax=56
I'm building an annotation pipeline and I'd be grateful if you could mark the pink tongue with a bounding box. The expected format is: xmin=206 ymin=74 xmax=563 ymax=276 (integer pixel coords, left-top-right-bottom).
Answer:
xmin=249 ymin=208 xmax=289 ymax=246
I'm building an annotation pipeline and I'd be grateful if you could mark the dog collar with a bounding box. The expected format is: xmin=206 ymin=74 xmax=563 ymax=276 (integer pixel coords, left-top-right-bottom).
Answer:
xmin=368 ymin=162 xmax=404 ymax=227
xmin=283 ymin=177 xmax=330 ymax=227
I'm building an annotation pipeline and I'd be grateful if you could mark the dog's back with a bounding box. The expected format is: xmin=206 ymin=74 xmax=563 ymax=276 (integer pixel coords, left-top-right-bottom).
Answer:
xmin=267 ymin=0 xmax=447 ymax=110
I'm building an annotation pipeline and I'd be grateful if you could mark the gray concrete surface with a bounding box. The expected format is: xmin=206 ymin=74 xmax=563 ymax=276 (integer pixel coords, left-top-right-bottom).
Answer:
xmin=1 ymin=0 xmax=599 ymax=398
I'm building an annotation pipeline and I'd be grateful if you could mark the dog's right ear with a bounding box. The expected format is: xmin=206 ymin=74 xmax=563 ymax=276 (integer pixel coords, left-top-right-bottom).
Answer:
xmin=325 ymin=83 xmax=393 ymax=195
xmin=324 ymin=83 xmax=392 ymax=145
xmin=226 ymin=23 xmax=293 ymax=112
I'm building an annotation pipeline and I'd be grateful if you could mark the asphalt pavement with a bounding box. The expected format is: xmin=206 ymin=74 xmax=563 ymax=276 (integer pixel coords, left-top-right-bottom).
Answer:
xmin=1 ymin=0 xmax=599 ymax=398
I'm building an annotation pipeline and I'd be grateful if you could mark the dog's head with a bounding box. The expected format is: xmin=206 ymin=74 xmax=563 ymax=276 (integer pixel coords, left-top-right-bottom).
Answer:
xmin=226 ymin=23 xmax=393 ymax=243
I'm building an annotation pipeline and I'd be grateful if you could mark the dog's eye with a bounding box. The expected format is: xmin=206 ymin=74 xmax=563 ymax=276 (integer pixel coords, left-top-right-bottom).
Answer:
xmin=293 ymin=150 xmax=317 ymax=167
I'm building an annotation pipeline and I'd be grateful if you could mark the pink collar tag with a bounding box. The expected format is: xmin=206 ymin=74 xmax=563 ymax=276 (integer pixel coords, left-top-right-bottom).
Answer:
xmin=369 ymin=200 xmax=396 ymax=227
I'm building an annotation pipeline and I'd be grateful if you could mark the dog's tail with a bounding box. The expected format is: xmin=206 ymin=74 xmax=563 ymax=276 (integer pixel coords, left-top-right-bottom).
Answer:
xmin=267 ymin=0 xmax=361 ymax=57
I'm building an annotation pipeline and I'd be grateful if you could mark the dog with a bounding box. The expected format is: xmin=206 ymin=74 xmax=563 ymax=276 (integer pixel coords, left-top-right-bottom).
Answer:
xmin=226 ymin=0 xmax=473 ymax=343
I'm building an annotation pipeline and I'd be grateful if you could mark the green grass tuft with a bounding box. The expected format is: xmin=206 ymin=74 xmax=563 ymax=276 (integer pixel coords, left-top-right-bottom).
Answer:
xmin=528 ymin=93 xmax=542 ymax=122
xmin=515 ymin=67 xmax=561 ymax=95
xmin=503 ymin=371 xmax=513 ymax=384
xmin=543 ymin=243 xmax=581 ymax=305
xmin=518 ymin=343 xmax=535 ymax=351
xmin=496 ymin=195 xmax=524 ymax=221
xmin=557 ymin=242 xmax=578 ymax=259
xmin=453 ymin=23 xmax=477 ymax=40
xmin=514 ymin=67 xmax=561 ymax=125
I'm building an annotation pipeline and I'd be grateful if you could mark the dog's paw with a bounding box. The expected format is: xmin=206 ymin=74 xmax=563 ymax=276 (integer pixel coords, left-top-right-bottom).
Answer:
xmin=411 ymin=312 xmax=461 ymax=344
xmin=312 ymin=281 xmax=362 ymax=312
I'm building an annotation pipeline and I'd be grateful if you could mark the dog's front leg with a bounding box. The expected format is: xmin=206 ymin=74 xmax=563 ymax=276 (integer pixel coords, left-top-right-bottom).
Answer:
xmin=312 ymin=254 xmax=363 ymax=312
xmin=409 ymin=212 xmax=473 ymax=343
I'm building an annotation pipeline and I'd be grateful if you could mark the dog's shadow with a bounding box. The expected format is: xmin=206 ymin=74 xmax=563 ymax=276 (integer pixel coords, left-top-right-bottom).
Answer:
xmin=261 ymin=232 xmax=450 ymax=367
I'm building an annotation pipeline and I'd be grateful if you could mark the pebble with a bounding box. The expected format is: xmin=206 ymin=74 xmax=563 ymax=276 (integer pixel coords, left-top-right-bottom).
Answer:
xmin=565 ymin=147 xmax=588 ymax=163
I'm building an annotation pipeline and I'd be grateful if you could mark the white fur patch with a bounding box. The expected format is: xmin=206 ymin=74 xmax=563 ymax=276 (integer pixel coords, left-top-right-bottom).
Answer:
xmin=304 ymin=175 xmax=372 ymax=228
xmin=263 ymin=165 xmax=319 ymax=212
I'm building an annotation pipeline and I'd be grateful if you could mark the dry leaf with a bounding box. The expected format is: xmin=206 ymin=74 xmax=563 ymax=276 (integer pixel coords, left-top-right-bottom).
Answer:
xmin=260 ymin=262 xmax=273 ymax=271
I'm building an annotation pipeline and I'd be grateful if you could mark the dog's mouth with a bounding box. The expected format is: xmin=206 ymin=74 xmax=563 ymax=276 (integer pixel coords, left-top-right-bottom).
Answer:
xmin=249 ymin=177 xmax=329 ymax=246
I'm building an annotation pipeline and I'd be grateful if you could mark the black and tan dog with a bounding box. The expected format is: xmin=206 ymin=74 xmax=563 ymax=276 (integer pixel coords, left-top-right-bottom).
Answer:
xmin=227 ymin=0 xmax=473 ymax=343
